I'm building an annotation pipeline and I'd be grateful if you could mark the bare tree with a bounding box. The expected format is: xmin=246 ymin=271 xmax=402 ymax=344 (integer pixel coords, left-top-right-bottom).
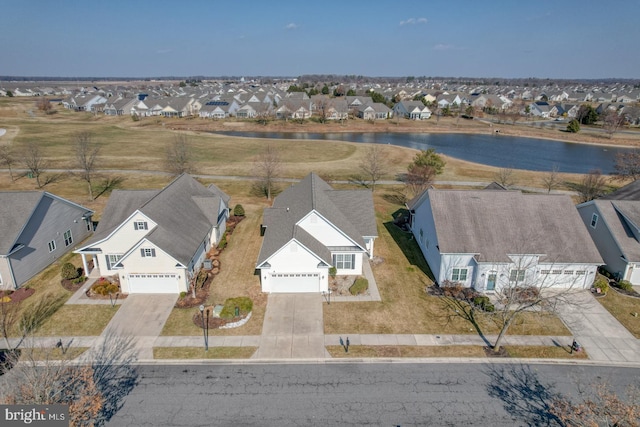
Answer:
xmin=22 ymin=142 xmax=48 ymax=188
xmin=602 ymin=108 xmax=625 ymax=138
xmin=541 ymin=165 xmax=561 ymax=193
xmin=75 ymin=131 xmax=100 ymax=200
xmin=35 ymin=97 xmax=52 ymax=114
xmin=614 ymin=150 xmax=640 ymax=181
xmin=550 ymin=382 xmax=639 ymax=426
xmin=577 ymin=169 xmax=607 ymax=203
xmin=359 ymin=145 xmax=386 ymax=192
xmin=255 ymin=145 xmax=281 ymax=200
xmin=405 ymin=164 xmax=436 ymax=200
xmin=315 ymin=97 xmax=334 ymax=124
xmin=165 ymin=134 xmax=194 ymax=175
xmin=495 ymin=167 xmax=516 ymax=189
xmin=0 ymin=144 xmax=16 ymax=181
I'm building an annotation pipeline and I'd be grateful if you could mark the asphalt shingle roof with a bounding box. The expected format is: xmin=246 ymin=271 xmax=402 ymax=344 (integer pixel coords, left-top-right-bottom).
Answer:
xmin=0 ymin=192 xmax=44 ymax=254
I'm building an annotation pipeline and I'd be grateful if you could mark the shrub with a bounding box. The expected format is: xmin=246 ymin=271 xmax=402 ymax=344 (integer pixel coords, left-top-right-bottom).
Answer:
xmin=593 ymin=277 xmax=610 ymax=293
xmin=349 ymin=277 xmax=368 ymax=295
xmin=617 ymin=280 xmax=634 ymax=292
xmin=220 ymin=296 xmax=253 ymax=319
xmin=72 ymin=276 xmax=86 ymax=285
xmin=329 ymin=267 xmax=337 ymax=278
xmin=61 ymin=263 xmax=80 ymax=280
xmin=233 ymin=204 xmax=245 ymax=217
xmin=91 ymin=281 xmax=119 ymax=296
xmin=179 ymin=291 xmax=187 ymax=299
xmin=566 ymin=119 xmax=580 ymax=133
xmin=218 ymin=233 xmax=227 ymax=250
xmin=473 ymin=296 xmax=495 ymax=312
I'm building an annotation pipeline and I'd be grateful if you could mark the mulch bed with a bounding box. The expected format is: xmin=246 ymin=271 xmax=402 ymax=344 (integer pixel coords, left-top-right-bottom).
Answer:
xmin=175 ymin=274 xmax=213 ymax=309
xmin=610 ymin=285 xmax=640 ymax=298
xmin=192 ymin=311 xmax=248 ymax=329
xmin=60 ymin=278 xmax=87 ymax=293
xmin=0 ymin=287 xmax=35 ymax=303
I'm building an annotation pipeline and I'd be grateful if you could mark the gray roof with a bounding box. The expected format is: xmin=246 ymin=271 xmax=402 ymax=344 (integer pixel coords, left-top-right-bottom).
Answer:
xmin=257 ymin=173 xmax=377 ymax=266
xmin=424 ymin=189 xmax=603 ymax=264
xmin=0 ymin=192 xmax=93 ymax=255
xmin=601 ymin=180 xmax=640 ymax=201
xmin=591 ymin=200 xmax=640 ymax=262
xmin=81 ymin=174 xmax=229 ymax=266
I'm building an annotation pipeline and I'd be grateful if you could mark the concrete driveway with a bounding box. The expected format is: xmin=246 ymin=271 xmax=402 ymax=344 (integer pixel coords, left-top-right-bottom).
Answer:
xmin=557 ymin=290 xmax=640 ymax=363
xmin=253 ymin=293 xmax=327 ymax=359
xmin=99 ymin=294 xmax=178 ymax=360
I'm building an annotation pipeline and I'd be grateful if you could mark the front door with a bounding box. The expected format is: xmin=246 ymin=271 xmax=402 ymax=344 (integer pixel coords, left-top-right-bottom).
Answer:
xmin=486 ymin=273 xmax=496 ymax=291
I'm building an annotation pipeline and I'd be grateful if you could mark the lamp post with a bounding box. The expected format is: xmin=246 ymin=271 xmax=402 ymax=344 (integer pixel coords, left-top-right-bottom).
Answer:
xmin=199 ymin=304 xmax=208 ymax=351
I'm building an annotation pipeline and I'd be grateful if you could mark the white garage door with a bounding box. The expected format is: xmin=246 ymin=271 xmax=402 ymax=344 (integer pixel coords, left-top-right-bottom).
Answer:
xmin=129 ymin=273 xmax=178 ymax=294
xmin=271 ymin=273 xmax=319 ymax=293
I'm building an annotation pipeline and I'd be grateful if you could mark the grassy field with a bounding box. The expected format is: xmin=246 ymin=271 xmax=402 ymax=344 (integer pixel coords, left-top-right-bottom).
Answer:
xmin=153 ymin=346 xmax=257 ymax=359
xmin=596 ymin=289 xmax=640 ymax=338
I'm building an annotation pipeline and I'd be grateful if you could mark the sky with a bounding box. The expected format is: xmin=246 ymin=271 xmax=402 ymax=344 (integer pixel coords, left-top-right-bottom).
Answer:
xmin=1 ymin=0 xmax=639 ymax=79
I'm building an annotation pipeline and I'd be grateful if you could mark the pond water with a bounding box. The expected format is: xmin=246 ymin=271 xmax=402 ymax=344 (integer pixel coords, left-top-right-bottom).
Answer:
xmin=217 ymin=131 xmax=636 ymax=174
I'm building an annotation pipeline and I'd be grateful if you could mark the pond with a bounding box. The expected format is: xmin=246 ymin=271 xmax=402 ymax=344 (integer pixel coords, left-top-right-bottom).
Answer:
xmin=217 ymin=131 xmax=636 ymax=174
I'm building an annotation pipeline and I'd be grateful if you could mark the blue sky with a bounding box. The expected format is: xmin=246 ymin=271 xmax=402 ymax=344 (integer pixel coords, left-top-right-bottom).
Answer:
xmin=2 ymin=0 xmax=639 ymax=79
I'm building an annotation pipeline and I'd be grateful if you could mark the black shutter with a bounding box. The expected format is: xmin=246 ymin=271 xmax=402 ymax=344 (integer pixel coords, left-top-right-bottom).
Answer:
xmin=140 ymin=248 xmax=145 ymax=257
xmin=143 ymin=222 xmax=148 ymax=230
xmin=151 ymin=248 xmax=156 ymax=257
xmin=351 ymin=254 xmax=355 ymax=269
xmin=134 ymin=222 xmax=139 ymax=230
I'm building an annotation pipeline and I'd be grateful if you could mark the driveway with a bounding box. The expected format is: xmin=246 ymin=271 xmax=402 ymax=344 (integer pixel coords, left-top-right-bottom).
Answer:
xmin=557 ymin=290 xmax=640 ymax=363
xmin=98 ymin=294 xmax=178 ymax=360
xmin=253 ymin=294 xmax=327 ymax=359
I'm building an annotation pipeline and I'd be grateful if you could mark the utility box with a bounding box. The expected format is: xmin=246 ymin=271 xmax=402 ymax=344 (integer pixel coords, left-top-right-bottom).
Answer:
xmin=203 ymin=259 xmax=213 ymax=270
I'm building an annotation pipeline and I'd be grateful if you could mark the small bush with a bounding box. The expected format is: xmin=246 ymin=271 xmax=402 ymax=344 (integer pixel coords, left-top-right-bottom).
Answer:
xmin=61 ymin=262 xmax=80 ymax=280
xmin=218 ymin=233 xmax=227 ymax=250
xmin=349 ymin=277 xmax=369 ymax=295
xmin=220 ymin=296 xmax=253 ymax=319
xmin=473 ymin=296 xmax=495 ymax=312
xmin=179 ymin=291 xmax=187 ymax=299
xmin=617 ymin=280 xmax=634 ymax=291
xmin=233 ymin=204 xmax=245 ymax=217
xmin=593 ymin=277 xmax=610 ymax=293
xmin=329 ymin=267 xmax=337 ymax=278
xmin=91 ymin=281 xmax=119 ymax=296
xmin=72 ymin=276 xmax=86 ymax=285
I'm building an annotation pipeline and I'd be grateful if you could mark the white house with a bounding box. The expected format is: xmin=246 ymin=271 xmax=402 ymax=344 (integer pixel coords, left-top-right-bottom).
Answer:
xmin=75 ymin=174 xmax=230 ymax=294
xmin=392 ymin=101 xmax=432 ymax=120
xmin=408 ymin=189 xmax=602 ymax=292
xmin=577 ymin=181 xmax=640 ymax=284
xmin=256 ymin=173 xmax=377 ymax=293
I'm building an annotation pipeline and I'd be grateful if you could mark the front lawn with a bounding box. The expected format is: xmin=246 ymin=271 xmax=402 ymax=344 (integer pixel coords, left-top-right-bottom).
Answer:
xmin=595 ymin=289 xmax=640 ymax=338
xmin=153 ymin=347 xmax=257 ymax=359
xmin=34 ymin=305 xmax=120 ymax=336
xmin=326 ymin=345 xmax=585 ymax=359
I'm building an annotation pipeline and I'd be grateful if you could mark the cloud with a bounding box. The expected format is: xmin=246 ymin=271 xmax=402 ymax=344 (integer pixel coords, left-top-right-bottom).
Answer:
xmin=433 ymin=44 xmax=454 ymax=51
xmin=400 ymin=17 xmax=427 ymax=26
xmin=285 ymin=23 xmax=299 ymax=30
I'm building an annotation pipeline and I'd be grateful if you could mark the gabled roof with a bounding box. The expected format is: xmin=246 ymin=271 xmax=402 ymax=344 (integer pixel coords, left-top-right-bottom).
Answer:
xmin=0 ymin=192 xmax=93 ymax=255
xmin=601 ymin=180 xmax=640 ymax=201
xmin=421 ymin=189 xmax=602 ymax=264
xmin=80 ymin=174 xmax=229 ymax=265
xmin=257 ymin=173 xmax=377 ymax=266
xmin=588 ymin=199 xmax=640 ymax=262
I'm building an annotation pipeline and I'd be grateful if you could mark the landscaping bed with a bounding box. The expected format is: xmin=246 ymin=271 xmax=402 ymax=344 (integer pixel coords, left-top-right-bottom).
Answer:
xmin=191 ymin=296 xmax=253 ymax=329
xmin=0 ymin=287 xmax=35 ymax=303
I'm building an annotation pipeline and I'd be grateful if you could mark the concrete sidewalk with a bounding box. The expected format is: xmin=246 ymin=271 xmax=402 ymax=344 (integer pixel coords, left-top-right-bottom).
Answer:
xmin=557 ymin=290 xmax=640 ymax=363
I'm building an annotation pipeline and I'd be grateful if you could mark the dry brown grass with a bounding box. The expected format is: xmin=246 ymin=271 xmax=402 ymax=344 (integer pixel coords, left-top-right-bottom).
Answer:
xmin=34 ymin=305 xmax=120 ymax=336
xmin=153 ymin=346 xmax=257 ymax=359
xmin=504 ymin=345 xmax=589 ymax=359
xmin=18 ymin=346 xmax=89 ymax=361
xmin=596 ymin=289 xmax=640 ymax=338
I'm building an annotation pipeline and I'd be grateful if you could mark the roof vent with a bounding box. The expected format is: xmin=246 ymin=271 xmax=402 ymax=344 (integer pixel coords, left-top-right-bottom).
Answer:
xmin=286 ymin=207 xmax=290 ymax=212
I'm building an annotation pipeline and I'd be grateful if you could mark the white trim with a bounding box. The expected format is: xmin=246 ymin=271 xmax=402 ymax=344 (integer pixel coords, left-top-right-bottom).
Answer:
xmin=297 ymin=209 xmax=367 ymax=252
xmin=257 ymin=238 xmax=330 ymax=269
xmin=75 ymin=209 xmax=155 ymax=252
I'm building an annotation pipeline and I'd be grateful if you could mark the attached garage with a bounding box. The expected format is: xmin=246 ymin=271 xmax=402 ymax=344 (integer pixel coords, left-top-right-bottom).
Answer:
xmin=128 ymin=273 xmax=178 ymax=294
xmin=270 ymin=272 xmax=320 ymax=293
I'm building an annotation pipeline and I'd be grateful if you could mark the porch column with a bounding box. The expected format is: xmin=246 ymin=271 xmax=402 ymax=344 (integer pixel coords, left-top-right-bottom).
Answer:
xmin=80 ymin=253 xmax=89 ymax=277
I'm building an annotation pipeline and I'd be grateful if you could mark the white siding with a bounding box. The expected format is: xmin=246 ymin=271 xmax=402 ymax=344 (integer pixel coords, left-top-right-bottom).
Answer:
xmin=115 ymin=242 xmax=187 ymax=293
xmin=298 ymin=212 xmax=355 ymax=247
xmin=260 ymin=240 xmax=328 ymax=293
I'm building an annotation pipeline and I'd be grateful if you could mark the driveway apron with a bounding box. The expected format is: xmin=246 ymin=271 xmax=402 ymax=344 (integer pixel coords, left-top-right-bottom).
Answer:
xmin=253 ymin=293 xmax=327 ymax=359
xmin=96 ymin=294 xmax=178 ymax=360
xmin=557 ymin=290 xmax=640 ymax=363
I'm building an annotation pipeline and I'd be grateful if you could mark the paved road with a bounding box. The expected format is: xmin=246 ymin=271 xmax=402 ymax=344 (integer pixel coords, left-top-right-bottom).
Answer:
xmin=106 ymin=362 xmax=639 ymax=426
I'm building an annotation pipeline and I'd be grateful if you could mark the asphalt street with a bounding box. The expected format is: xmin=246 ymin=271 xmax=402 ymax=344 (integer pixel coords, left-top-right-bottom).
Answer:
xmin=106 ymin=362 xmax=639 ymax=426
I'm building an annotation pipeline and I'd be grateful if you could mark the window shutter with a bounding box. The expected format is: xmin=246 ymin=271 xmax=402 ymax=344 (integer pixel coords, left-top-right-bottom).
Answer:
xmin=151 ymin=248 xmax=156 ymax=257
xmin=351 ymin=254 xmax=355 ymax=268
xmin=143 ymin=222 xmax=148 ymax=230
xmin=134 ymin=222 xmax=139 ymax=230
xmin=140 ymin=248 xmax=145 ymax=257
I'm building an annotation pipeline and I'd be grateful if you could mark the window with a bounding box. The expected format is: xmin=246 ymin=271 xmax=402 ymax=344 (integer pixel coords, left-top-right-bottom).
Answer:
xmin=333 ymin=254 xmax=355 ymax=270
xmin=106 ymin=254 xmax=123 ymax=270
xmin=591 ymin=213 xmax=598 ymax=229
xmin=541 ymin=270 xmax=551 ymax=275
xmin=140 ymin=248 xmax=156 ymax=258
xmin=552 ymin=270 xmax=562 ymax=275
xmin=576 ymin=270 xmax=586 ymax=275
xmin=564 ymin=270 xmax=574 ymax=275
xmin=452 ymin=268 xmax=468 ymax=282
xmin=63 ymin=230 xmax=73 ymax=246
xmin=134 ymin=221 xmax=148 ymax=231
xmin=509 ymin=269 xmax=526 ymax=282
xmin=48 ymin=240 xmax=56 ymax=252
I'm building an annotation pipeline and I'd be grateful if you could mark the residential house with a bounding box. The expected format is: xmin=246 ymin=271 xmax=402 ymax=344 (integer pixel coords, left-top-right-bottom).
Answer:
xmin=358 ymin=103 xmax=392 ymax=120
xmin=75 ymin=174 xmax=230 ymax=294
xmin=529 ymin=101 xmax=557 ymax=118
xmin=408 ymin=189 xmax=602 ymax=292
xmin=276 ymin=100 xmax=312 ymax=120
xmin=256 ymin=173 xmax=377 ymax=293
xmin=577 ymin=181 xmax=640 ymax=284
xmin=0 ymin=192 xmax=94 ymax=290
xmin=392 ymin=101 xmax=432 ymax=120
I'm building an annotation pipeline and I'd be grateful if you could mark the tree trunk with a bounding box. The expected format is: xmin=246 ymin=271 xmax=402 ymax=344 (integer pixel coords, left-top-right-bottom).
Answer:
xmin=493 ymin=316 xmax=515 ymax=352
xmin=87 ymin=180 xmax=93 ymax=200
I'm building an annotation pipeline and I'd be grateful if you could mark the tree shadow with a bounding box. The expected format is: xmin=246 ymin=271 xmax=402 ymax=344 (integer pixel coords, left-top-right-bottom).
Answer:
xmin=484 ymin=363 xmax=564 ymax=426
xmin=93 ymin=175 xmax=124 ymax=200
xmin=438 ymin=293 xmax=491 ymax=346
xmin=383 ymin=211 xmax=434 ymax=280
